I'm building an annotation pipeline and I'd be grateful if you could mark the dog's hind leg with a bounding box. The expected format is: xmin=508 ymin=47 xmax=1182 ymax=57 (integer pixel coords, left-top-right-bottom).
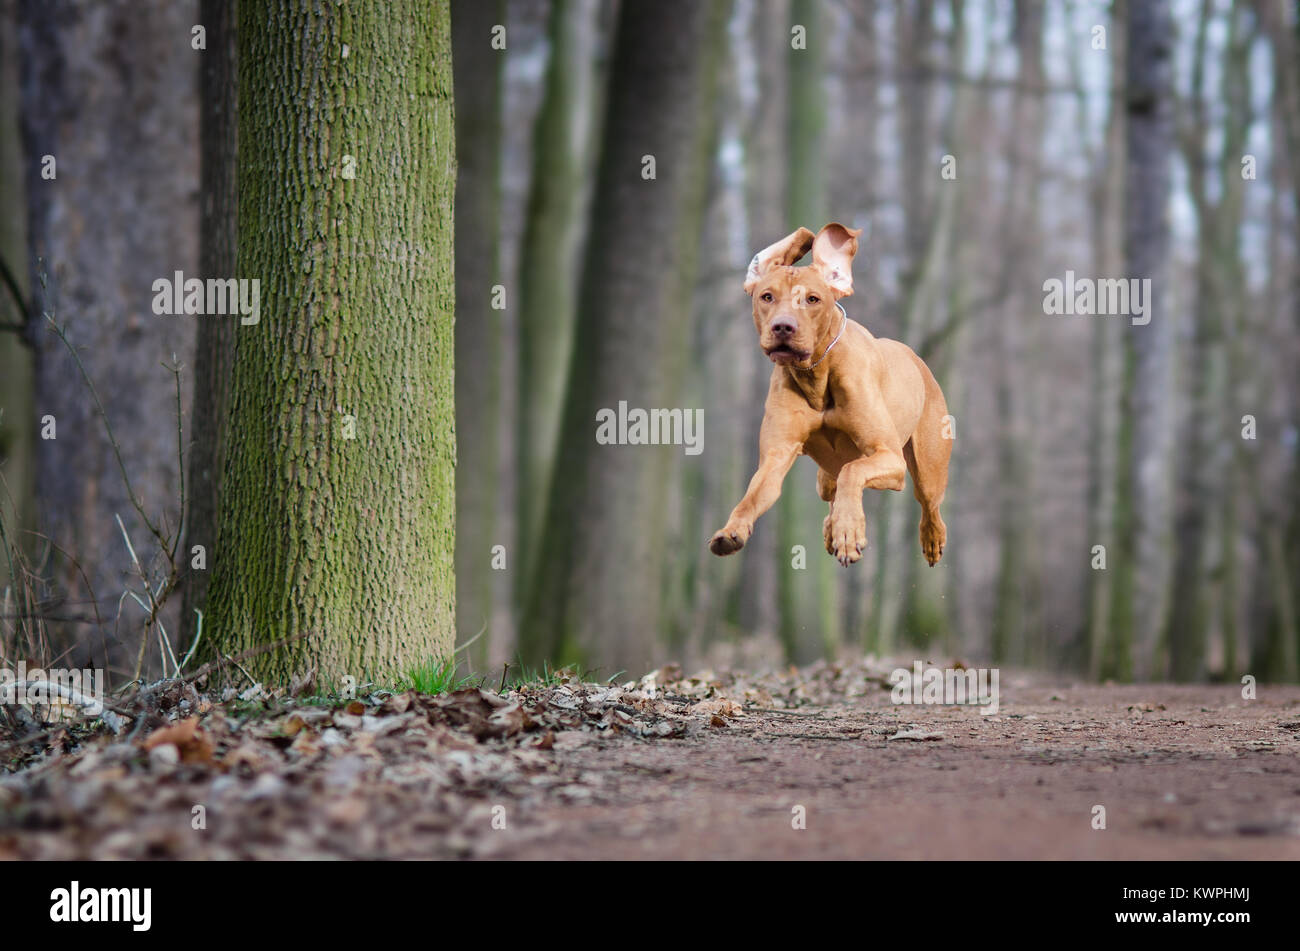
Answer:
xmin=817 ymin=468 xmax=837 ymax=555
xmin=905 ymin=365 xmax=951 ymax=566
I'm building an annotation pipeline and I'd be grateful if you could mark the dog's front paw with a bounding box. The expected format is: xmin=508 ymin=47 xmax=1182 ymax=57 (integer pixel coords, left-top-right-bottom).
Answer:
xmin=920 ymin=515 xmax=947 ymax=566
xmin=830 ymin=510 xmax=867 ymax=566
xmin=708 ymin=523 xmax=751 ymax=556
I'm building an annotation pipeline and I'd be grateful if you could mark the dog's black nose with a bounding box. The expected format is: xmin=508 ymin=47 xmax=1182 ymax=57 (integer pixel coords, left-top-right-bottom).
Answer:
xmin=771 ymin=317 xmax=797 ymax=338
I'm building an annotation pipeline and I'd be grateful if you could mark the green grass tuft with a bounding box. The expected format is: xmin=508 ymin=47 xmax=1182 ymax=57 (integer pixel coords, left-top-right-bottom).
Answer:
xmin=398 ymin=656 xmax=477 ymax=695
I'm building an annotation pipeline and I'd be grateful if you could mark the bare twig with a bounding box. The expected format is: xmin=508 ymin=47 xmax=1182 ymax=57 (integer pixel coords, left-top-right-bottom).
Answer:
xmin=172 ymin=630 xmax=312 ymax=687
xmin=165 ymin=357 xmax=186 ymax=561
xmin=178 ymin=610 xmax=204 ymax=672
xmin=0 ymin=254 xmax=32 ymax=343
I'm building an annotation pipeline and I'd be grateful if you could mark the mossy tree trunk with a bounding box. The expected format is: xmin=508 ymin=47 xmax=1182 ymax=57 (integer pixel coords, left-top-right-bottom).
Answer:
xmin=518 ymin=0 xmax=725 ymax=675
xmin=825 ymin=0 xmax=877 ymax=649
xmin=728 ymin=0 xmax=790 ymax=647
xmin=900 ymin=0 xmax=972 ymax=654
xmin=779 ymin=0 xmax=841 ymax=662
xmin=206 ymin=0 xmax=456 ymax=686
xmin=868 ymin=0 xmax=936 ymax=656
xmin=514 ymin=0 xmax=600 ymax=599
xmin=0 ymin=0 xmax=34 ymax=606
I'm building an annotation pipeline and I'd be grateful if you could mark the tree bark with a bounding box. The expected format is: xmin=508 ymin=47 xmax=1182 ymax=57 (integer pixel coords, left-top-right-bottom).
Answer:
xmin=514 ymin=0 xmax=600 ymax=598
xmin=1082 ymin=0 xmax=1127 ymax=679
xmin=779 ymin=0 xmax=841 ymax=661
xmin=182 ymin=0 xmax=239 ymax=647
xmin=0 ymin=0 xmax=35 ymax=614
xmin=518 ymin=0 xmax=725 ymax=675
xmin=18 ymin=0 xmax=199 ymax=669
xmin=825 ymin=0 xmax=877 ymax=648
xmin=1166 ymin=1 xmax=1251 ymax=680
xmin=1107 ymin=0 xmax=1175 ymax=680
xmin=451 ymin=0 xmax=504 ymax=669
xmin=990 ymin=0 xmax=1046 ymax=664
xmin=868 ymin=0 xmax=937 ymax=655
xmin=729 ymin=0 xmax=791 ymax=648
xmin=206 ymin=0 xmax=457 ymax=684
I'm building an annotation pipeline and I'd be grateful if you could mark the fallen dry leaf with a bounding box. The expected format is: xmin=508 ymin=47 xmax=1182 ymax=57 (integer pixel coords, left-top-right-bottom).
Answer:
xmin=888 ymin=729 xmax=945 ymax=742
xmin=141 ymin=717 xmax=215 ymax=763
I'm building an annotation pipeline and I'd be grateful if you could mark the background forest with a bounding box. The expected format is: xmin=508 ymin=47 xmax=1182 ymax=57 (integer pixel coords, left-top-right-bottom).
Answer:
xmin=454 ymin=0 xmax=1300 ymax=682
xmin=1 ymin=0 xmax=1298 ymax=689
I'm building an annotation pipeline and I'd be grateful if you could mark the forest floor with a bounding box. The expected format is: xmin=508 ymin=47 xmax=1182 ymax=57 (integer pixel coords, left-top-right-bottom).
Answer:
xmin=2 ymin=658 xmax=1299 ymax=860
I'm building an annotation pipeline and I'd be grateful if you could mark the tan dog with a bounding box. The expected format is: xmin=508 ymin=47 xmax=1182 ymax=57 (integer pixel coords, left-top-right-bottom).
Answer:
xmin=709 ymin=223 xmax=951 ymax=567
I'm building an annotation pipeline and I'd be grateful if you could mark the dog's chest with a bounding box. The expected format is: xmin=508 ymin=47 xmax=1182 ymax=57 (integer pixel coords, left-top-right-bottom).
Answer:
xmin=802 ymin=418 xmax=860 ymax=468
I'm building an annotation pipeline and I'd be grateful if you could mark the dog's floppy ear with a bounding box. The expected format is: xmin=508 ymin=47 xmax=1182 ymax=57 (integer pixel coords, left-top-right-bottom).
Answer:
xmin=744 ymin=227 xmax=815 ymax=295
xmin=811 ymin=222 xmax=862 ymax=297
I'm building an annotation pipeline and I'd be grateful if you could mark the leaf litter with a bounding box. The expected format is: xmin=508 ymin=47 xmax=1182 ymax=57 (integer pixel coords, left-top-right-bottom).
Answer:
xmin=0 ymin=660 xmax=819 ymax=859
xmin=5 ymin=658 xmax=1298 ymax=858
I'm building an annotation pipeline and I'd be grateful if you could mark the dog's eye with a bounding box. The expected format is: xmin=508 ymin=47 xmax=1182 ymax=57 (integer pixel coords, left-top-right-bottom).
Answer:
xmin=807 ymin=295 xmax=820 ymax=305
xmin=760 ymin=292 xmax=774 ymax=303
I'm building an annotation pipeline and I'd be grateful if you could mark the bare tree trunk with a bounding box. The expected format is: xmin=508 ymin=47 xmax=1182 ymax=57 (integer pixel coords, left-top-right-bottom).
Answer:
xmin=1259 ymin=0 xmax=1300 ymax=681
xmin=678 ymin=0 xmax=751 ymax=659
xmin=182 ymin=0 xmax=239 ymax=648
xmin=514 ymin=0 xmax=600 ymax=598
xmin=19 ymin=0 xmax=199 ymax=670
xmin=1167 ymin=1 xmax=1251 ymax=680
xmin=518 ymin=0 xmax=726 ymax=675
xmin=0 ymin=0 xmax=35 ymax=611
xmin=730 ymin=0 xmax=790 ymax=647
xmin=825 ymin=1 xmax=878 ymax=648
xmin=990 ymin=0 xmax=1046 ymax=665
xmin=488 ymin=0 xmax=561 ymax=666
xmin=899 ymin=0 xmax=973 ymax=654
xmin=868 ymin=0 xmax=936 ymax=656
xmin=1082 ymin=0 xmax=1127 ymax=679
xmin=1108 ymin=0 xmax=1175 ymax=680
xmin=452 ymin=0 xmax=505 ymax=669
xmin=779 ymin=0 xmax=841 ymax=660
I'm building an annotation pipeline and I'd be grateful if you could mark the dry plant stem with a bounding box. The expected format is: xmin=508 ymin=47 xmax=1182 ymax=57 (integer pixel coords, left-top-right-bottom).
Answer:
xmin=227 ymin=657 xmax=257 ymax=688
xmin=45 ymin=311 xmax=186 ymax=684
xmin=115 ymin=513 xmax=178 ymax=683
xmin=0 ymin=253 xmax=30 ymax=339
xmin=178 ymin=610 xmax=203 ymax=673
xmin=129 ymin=576 xmax=176 ymax=684
xmin=173 ymin=631 xmax=312 ymax=688
xmin=166 ymin=359 xmax=186 ymax=561
xmin=20 ymin=531 xmax=105 ymax=653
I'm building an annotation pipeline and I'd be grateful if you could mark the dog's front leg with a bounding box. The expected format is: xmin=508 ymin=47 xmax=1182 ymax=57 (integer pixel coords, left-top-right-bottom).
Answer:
xmin=709 ymin=443 xmax=801 ymax=555
xmin=711 ymin=374 xmax=818 ymax=557
xmin=827 ymin=446 xmax=907 ymax=566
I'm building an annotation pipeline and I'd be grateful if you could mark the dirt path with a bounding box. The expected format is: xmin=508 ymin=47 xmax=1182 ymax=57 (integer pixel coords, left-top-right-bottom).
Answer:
xmin=3 ymin=665 xmax=1298 ymax=860
xmin=487 ymin=682 xmax=1300 ymax=860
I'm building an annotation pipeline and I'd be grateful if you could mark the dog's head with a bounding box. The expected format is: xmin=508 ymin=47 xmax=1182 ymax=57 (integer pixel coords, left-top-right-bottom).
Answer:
xmin=744 ymin=222 xmax=862 ymax=367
